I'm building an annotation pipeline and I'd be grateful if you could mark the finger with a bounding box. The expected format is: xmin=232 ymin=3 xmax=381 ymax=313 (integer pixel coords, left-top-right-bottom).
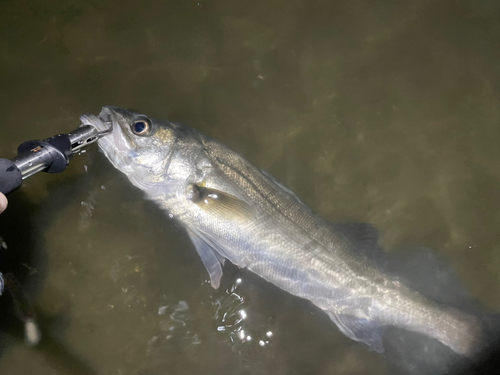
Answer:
xmin=0 ymin=192 xmax=8 ymax=214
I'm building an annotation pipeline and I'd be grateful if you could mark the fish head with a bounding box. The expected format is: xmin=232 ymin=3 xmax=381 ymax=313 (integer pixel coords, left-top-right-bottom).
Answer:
xmin=94 ymin=106 xmax=191 ymax=192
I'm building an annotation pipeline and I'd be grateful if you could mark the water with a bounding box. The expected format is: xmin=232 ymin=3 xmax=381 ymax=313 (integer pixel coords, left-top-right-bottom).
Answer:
xmin=0 ymin=0 xmax=500 ymax=374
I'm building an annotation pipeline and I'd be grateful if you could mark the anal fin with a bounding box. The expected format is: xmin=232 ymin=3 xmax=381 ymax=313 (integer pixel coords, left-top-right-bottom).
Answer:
xmin=327 ymin=311 xmax=385 ymax=353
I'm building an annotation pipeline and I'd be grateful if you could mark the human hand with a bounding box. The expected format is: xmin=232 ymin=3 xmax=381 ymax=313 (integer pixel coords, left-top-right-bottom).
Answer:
xmin=0 ymin=192 xmax=7 ymax=214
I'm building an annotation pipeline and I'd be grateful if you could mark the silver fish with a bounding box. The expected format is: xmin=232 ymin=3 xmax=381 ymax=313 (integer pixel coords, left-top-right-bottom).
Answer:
xmin=90 ymin=106 xmax=481 ymax=357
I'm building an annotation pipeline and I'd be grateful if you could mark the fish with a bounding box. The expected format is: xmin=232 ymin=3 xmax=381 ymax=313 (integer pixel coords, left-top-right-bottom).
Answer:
xmin=89 ymin=106 xmax=483 ymax=358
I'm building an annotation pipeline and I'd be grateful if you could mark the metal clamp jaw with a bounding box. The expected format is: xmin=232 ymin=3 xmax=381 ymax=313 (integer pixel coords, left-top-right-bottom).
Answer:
xmin=0 ymin=114 xmax=112 ymax=195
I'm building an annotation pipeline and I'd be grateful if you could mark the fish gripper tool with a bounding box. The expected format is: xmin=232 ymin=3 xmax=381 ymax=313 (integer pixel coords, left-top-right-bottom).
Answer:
xmin=0 ymin=115 xmax=112 ymax=195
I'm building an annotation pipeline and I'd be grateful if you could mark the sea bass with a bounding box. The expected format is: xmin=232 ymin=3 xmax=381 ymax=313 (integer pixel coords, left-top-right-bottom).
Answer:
xmin=89 ymin=106 xmax=481 ymax=356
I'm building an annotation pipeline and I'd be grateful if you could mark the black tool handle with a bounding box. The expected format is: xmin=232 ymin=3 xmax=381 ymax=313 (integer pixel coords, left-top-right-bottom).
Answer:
xmin=0 ymin=124 xmax=104 ymax=195
xmin=0 ymin=159 xmax=23 ymax=195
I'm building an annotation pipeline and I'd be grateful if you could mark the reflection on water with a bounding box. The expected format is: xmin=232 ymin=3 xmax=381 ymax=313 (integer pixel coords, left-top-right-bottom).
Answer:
xmin=213 ymin=278 xmax=274 ymax=348
xmin=148 ymin=300 xmax=202 ymax=351
xmin=1 ymin=0 xmax=500 ymax=374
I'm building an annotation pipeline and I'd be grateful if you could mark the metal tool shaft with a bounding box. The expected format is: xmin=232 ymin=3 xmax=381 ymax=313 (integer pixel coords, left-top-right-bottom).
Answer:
xmin=0 ymin=120 xmax=110 ymax=195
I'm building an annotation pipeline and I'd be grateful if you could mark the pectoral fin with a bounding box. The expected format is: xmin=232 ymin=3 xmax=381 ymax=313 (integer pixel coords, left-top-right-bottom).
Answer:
xmin=189 ymin=184 xmax=254 ymax=222
xmin=187 ymin=229 xmax=224 ymax=289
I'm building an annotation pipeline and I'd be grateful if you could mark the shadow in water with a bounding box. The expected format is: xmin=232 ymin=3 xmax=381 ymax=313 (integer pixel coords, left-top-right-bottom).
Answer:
xmin=0 ymin=190 xmax=40 ymax=344
xmin=0 ymin=178 xmax=99 ymax=374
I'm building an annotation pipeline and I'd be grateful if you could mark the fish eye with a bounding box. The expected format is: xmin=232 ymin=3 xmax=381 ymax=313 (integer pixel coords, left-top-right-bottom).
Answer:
xmin=131 ymin=117 xmax=151 ymax=136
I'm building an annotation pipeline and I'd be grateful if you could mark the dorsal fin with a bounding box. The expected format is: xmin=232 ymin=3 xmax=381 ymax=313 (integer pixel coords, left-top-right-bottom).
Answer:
xmin=332 ymin=222 xmax=380 ymax=251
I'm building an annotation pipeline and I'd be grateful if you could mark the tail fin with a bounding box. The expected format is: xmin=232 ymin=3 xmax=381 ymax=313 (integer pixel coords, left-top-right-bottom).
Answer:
xmin=462 ymin=315 xmax=500 ymax=374
xmin=417 ymin=304 xmax=483 ymax=357
xmin=382 ymin=312 xmax=498 ymax=375
xmin=378 ymin=247 xmax=495 ymax=374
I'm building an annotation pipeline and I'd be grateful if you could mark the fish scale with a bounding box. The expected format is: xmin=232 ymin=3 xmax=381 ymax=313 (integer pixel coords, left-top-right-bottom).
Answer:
xmin=92 ymin=105 xmax=481 ymax=358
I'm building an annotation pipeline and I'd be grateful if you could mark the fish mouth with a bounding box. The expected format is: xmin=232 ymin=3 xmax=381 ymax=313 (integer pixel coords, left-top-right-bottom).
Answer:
xmin=85 ymin=106 xmax=136 ymax=171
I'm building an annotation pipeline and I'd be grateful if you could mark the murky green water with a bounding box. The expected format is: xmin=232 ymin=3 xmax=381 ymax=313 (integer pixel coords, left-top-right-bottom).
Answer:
xmin=1 ymin=0 xmax=499 ymax=374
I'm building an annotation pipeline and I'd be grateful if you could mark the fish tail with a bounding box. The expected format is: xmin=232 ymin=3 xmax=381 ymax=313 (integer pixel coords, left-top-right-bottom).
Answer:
xmin=426 ymin=307 xmax=483 ymax=357
xmin=382 ymin=247 xmax=487 ymax=358
xmin=383 ymin=306 xmax=487 ymax=375
xmin=393 ymin=297 xmax=483 ymax=358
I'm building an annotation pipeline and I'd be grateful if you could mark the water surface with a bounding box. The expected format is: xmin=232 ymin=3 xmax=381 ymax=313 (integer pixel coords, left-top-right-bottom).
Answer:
xmin=0 ymin=0 xmax=499 ymax=374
